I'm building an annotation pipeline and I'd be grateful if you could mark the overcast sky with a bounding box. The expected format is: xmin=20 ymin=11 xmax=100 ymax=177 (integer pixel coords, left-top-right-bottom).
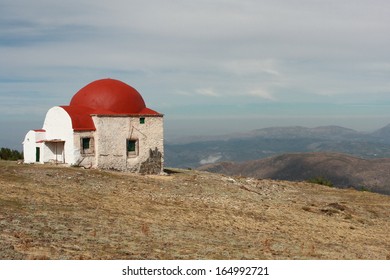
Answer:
xmin=1 ymin=0 xmax=390 ymax=149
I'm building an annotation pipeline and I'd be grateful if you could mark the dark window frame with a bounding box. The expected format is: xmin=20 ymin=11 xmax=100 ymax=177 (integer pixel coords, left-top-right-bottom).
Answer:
xmin=127 ymin=139 xmax=138 ymax=157
xmin=81 ymin=137 xmax=94 ymax=155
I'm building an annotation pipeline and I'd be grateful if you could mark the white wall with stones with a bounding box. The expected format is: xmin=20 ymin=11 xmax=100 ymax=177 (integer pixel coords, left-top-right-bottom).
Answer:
xmin=92 ymin=115 xmax=164 ymax=173
xmin=73 ymin=131 xmax=96 ymax=168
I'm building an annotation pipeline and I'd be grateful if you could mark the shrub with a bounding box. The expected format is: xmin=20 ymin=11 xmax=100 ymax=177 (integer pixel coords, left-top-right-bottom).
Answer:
xmin=359 ymin=186 xmax=371 ymax=192
xmin=307 ymin=176 xmax=334 ymax=187
xmin=0 ymin=147 xmax=23 ymax=161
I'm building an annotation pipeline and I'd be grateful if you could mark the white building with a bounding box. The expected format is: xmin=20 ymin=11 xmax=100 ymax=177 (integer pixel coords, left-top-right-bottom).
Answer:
xmin=23 ymin=78 xmax=164 ymax=174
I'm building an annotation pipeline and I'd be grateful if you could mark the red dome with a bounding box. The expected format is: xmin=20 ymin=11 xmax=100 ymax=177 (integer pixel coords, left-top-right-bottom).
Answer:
xmin=70 ymin=78 xmax=146 ymax=114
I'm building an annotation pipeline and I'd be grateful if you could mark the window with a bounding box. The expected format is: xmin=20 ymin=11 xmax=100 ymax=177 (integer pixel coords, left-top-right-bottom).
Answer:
xmin=140 ymin=117 xmax=145 ymax=124
xmin=81 ymin=137 xmax=94 ymax=154
xmin=82 ymin=138 xmax=90 ymax=150
xmin=127 ymin=139 xmax=138 ymax=156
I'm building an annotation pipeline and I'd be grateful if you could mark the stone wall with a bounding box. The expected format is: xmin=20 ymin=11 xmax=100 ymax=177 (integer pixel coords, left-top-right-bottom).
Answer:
xmin=73 ymin=131 xmax=96 ymax=168
xmin=139 ymin=148 xmax=163 ymax=174
xmin=92 ymin=115 xmax=164 ymax=173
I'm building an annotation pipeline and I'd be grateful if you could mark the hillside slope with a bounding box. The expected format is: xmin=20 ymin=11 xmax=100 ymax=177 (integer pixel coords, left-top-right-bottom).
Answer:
xmin=198 ymin=153 xmax=390 ymax=195
xmin=1 ymin=161 xmax=389 ymax=259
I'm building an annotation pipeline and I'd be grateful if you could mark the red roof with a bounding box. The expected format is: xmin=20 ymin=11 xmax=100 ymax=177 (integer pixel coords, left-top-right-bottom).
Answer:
xmin=61 ymin=79 xmax=162 ymax=131
xmin=60 ymin=106 xmax=98 ymax=131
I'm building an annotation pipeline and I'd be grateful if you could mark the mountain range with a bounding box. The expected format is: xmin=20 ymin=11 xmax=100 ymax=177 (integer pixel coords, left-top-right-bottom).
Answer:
xmin=165 ymin=124 xmax=390 ymax=168
xmin=165 ymin=124 xmax=390 ymax=194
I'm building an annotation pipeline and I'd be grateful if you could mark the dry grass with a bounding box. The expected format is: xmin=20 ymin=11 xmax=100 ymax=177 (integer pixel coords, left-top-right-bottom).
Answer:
xmin=0 ymin=160 xmax=389 ymax=259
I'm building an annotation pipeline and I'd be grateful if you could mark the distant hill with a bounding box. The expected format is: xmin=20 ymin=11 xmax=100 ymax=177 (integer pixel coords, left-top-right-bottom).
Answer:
xmin=165 ymin=124 xmax=390 ymax=168
xmin=371 ymin=124 xmax=390 ymax=141
xmin=198 ymin=152 xmax=390 ymax=195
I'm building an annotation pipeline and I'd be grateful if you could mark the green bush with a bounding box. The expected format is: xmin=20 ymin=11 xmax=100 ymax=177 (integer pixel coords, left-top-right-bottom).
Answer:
xmin=359 ymin=186 xmax=371 ymax=192
xmin=307 ymin=176 xmax=334 ymax=187
xmin=0 ymin=147 xmax=23 ymax=161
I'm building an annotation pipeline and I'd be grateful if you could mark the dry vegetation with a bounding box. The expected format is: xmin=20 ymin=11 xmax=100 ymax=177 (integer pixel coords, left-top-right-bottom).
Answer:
xmin=0 ymin=160 xmax=389 ymax=260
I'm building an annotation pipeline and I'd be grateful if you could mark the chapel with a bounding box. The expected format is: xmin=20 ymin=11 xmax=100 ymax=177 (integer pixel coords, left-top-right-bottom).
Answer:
xmin=23 ymin=78 xmax=164 ymax=174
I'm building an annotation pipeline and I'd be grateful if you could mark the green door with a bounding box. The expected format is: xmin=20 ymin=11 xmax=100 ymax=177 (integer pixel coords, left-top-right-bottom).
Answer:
xmin=35 ymin=147 xmax=40 ymax=162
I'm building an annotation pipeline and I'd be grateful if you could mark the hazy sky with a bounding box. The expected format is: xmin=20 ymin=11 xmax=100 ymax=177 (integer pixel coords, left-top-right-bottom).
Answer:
xmin=1 ymin=0 xmax=390 ymax=149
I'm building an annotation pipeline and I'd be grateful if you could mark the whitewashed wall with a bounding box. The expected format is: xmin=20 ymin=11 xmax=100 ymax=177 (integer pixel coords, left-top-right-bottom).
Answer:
xmin=42 ymin=106 xmax=75 ymax=164
xmin=23 ymin=130 xmax=45 ymax=163
xmin=92 ymin=115 xmax=164 ymax=172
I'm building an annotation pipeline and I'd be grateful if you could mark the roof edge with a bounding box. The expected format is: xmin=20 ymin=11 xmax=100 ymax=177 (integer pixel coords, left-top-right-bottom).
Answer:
xmin=73 ymin=128 xmax=97 ymax=132
xmin=91 ymin=114 xmax=164 ymax=117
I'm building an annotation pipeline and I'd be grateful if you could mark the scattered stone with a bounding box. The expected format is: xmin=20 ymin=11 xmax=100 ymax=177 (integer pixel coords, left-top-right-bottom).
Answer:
xmin=226 ymin=177 xmax=236 ymax=183
xmin=327 ymin=202 xmax=346 ymax=211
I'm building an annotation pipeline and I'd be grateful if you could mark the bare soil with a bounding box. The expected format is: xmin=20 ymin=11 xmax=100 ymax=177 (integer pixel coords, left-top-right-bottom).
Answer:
xmin=0 ymin=160 xmax=389 ymax=259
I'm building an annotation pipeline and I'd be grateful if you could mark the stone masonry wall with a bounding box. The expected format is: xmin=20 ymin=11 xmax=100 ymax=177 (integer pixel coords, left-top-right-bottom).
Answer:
xmin=92 ymin=115 xmax=164 ymax=173
xmin=73 ymin=131 xmax=96 ymax=168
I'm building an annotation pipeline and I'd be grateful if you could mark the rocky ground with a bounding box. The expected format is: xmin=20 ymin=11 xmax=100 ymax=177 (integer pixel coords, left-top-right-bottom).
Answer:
xmin=0 ymin=160 xmax=389 ymax=259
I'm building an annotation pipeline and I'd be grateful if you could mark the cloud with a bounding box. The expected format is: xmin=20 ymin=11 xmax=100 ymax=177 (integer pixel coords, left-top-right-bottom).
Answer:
xmin=199 ymin=154 xmax=222 ymax=165
xmin=1 ymin=0 xmax=390 ymax=143
xmin=195 ymin=88 xmax=220 ymax=97
xmin=221 ymin=59 xmax=281 ymax=77
xmin=247 ymin=88 xmax=277 ymax=101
